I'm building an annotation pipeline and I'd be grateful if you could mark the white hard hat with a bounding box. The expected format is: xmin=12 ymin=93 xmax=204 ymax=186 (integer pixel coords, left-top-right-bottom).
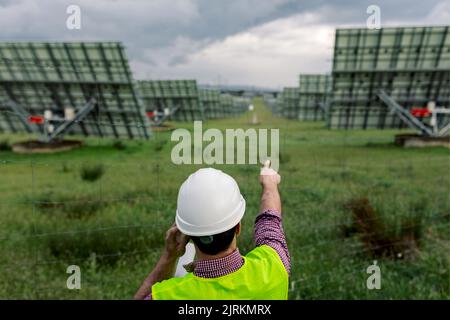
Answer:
xmin=176 ymin=168 xmax=246 ymax=236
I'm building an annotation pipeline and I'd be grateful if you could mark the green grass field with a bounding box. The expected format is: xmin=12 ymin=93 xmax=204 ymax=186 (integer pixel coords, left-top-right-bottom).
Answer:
xmin=0 ymin=97 xmax=448 ymax=299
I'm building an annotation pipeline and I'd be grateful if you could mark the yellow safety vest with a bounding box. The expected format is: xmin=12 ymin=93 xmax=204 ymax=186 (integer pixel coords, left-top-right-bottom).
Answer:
xmin=151 ymin=245 xmax=289 ymax=300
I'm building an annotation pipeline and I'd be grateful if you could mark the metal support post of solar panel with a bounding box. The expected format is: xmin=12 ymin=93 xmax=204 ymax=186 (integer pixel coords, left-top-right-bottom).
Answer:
xmin=0 ymin=42 xmax=151 ymax=141
xmin=328 ymin=26 xmax=450 ymax=130
xmin=138 ymin=80 xmax=203 ymax=122
xmin=298 ymin=74 xmax=332 ymax=121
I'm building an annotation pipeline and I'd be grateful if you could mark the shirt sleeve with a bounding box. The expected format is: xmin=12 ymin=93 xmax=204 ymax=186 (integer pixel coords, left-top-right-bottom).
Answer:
xmin=254 ymin=209 xmax=291 ymax=275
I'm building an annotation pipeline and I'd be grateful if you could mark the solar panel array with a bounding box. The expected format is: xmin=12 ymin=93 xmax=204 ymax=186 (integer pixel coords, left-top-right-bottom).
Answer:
xmin=275 ymin=75 xmax=331 ymax=121
xmin=232 ymin=95 xmax=252 ymax=114
xmin=199 ymin=89 xmax=221 ymax=119
xmin=200 ymin=93 xmax=246 ymax=119
xmin=298 ymin=74 xmax=332 ymax=121
xmin=233 ymin=95 xmax=249 ymax=115
xmin=274 ymin=93 xmax=284 ymax=116
xmin=279 ymin=87 xmax=300 ymax=119
xmin=262 ymin=93 xmax=279 ymax=115
xmin=219 ymin=94 xmax=236 ymax=118
xmin=0 ymin=42 xmax=150 ymax=139
xmin=138 ymin=80 xmax=204 ymax=121
xmin=328 ymin=26 xmax=450 ymax=129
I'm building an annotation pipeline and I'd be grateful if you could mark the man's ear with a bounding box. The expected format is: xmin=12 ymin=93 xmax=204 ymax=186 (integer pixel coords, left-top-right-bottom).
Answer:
xmin=236 ymin=222 xmax=241 ymax=236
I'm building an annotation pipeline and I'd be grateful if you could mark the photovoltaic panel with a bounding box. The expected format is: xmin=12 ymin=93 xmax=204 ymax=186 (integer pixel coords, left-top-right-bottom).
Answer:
xmin=329 ymin=26 xmax=450 ymax=129
xmin=232 ymin=96 xmax=251 ymax=115
xmin=219 ymin=94 xmax=234 ymax=118
xmin=219 ymin=93 xmax=247 ymax=118
xmin=262 ymin=93 xmax=279 ymax=115
xmin=298 ymin=74 xmax=332 ymax=121
xmin=0 ymin=42 xmax=150 ymax=139
xmin=199 ymin=89 xmax=221 ymax=119
xmin=279 ymin=87 xmax=300 ymax=119
xmin=138 ymin=80 xmax=203 ymax=121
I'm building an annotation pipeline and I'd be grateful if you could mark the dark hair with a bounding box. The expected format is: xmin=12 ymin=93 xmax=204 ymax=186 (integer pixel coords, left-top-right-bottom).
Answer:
xmin=191 ymin=225 xmax=238 ymax=255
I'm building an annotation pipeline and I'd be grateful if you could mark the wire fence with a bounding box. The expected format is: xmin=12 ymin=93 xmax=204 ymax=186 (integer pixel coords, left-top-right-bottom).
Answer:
xmin=15 ymin=239 xmax=443 ymax=299
xmin=2 ymin=215 xmax=448 ymax=274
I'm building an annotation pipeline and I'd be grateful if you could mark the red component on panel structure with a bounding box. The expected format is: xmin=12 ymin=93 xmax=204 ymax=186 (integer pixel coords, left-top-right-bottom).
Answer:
xmin=410 ymin=108 xmax=430 ymax=117
xmin=146 ymin=111 xmax=155 ymax=118
xmin=28 ymin=115 xmax=45 ymax=124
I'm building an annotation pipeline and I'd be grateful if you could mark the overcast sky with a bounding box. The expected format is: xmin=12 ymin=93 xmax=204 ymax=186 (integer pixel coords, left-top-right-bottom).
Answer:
xmin=0 ymin=0 xmax=449 ymax=89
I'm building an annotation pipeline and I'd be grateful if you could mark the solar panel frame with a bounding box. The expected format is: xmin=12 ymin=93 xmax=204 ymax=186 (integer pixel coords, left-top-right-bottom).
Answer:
xmin=329 ymin=26 xmax=450 ymax=129
xmin=0 ymin=41 xmax=151 ymax=139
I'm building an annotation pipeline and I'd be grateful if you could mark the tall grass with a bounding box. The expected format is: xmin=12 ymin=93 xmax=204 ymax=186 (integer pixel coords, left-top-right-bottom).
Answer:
xmin=343 ymin=197 xmax=422 ymax=259
xmin=80 ymin=163 xmax=105 ymax=182
xmin=0 ymin=139 xmax=11 ymax=151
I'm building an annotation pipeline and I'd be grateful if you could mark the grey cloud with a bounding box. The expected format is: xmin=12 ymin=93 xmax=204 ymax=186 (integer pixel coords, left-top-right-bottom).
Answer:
xmin=0 ymin=0 xmax=448 ymax=87
xmin=168 ymin=55 xmax=189 ymax=67
xmin=0 ymin=0 xmax=18 ymax=6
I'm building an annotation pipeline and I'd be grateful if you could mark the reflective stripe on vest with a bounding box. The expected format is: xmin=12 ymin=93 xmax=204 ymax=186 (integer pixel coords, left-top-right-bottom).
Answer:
xmin=151 ymin=245 xmax=289 ymax=300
